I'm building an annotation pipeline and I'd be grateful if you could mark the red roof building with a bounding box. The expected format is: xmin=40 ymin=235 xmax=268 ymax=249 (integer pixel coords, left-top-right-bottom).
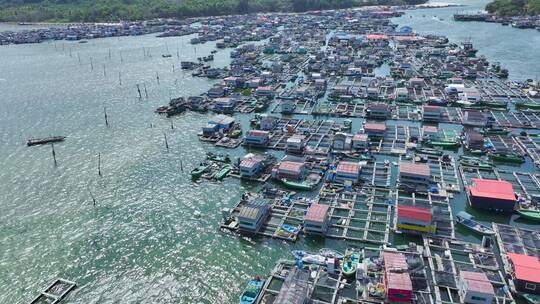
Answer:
xmin=399 ymin=162 xmax=431 ymax=192
xmin=383 ymin=251 xmax=412 ymax=303
xmin=335 ymin=161 xmax=361 ymax=183
xmin=459 ymin=271 xmax=495 ymax=304
xmin=304 ymin=204 xmax=330 ymax=235
xmin=396 ymin=205 xmax=436 ymax=234
xmin=276 ymin=161 xmax=306 ymax=180
xmin=397 ymin=205 xmax=432 ymax=222
xmin=468 ymin=179 xmax=516 ymax=212
xmin=364 ymin=122 xmax=386 ymax=139
xmin=507 ymin=253 xmax=540 ymax=295
xmin=305 ymin=204 xmax=329 ymax=222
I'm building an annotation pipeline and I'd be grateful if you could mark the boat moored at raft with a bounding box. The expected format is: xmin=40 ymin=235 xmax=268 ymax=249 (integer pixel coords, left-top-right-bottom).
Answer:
xmin=341 ymin=249 xmax=361 ymax=278
xmin=488 ymin=152 xmax=525 ymax=164
xmin=280 ymin=178 xmax=316 ymax=191
xmin=517 ymin=209 xmax=540 ymax=222
xmin=456 ymin=211 xmax=495 ymax=235
xmin=190 ymin=163 xmax=209 ymax=179
xmin=239 ymin=278 xmax=264 ymax=304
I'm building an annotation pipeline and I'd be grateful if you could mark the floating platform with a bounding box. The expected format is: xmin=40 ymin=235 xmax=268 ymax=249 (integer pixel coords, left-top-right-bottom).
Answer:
xmin=423 ymin=237 xmax=514 ymax=304
xmin=29 ymin=278 xmax=76 ymax=304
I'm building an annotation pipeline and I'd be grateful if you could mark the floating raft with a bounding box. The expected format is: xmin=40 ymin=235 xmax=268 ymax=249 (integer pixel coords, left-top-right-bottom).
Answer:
xmin=29 ymin=278 xmax=76 ymax=304
xmin=27 ymin=136 xmax=66 ymax=146
xmin=423 ymin=237 xmax=514 ymax=304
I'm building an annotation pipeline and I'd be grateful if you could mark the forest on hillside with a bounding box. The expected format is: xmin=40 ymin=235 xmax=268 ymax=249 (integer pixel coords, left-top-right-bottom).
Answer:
xmin=486 ymin=0 xmax=540 ymax=15
xmin=0 ymin=0 xmax=427 ymax=22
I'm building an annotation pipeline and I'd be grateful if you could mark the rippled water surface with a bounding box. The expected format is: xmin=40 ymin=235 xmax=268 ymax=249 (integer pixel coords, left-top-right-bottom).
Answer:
xmin=1 ymin=0 xmax=539 ymax=303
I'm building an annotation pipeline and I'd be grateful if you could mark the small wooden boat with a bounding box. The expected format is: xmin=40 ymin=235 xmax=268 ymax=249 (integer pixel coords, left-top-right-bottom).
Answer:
xmin=319 ymin=248 xmax=344 ymax=259
xmin=515 ymin=102 xmax=540 ymax=110
xmin=480 ymin=127 xmax=510 ymax=135
xmin=292 ymin=250 xmax=326 ymax=265
xmin=230 ymin=129 xmax=243 ymax=138
xmin=467 ymin=149 xmax=486 ymax=156
xmin=416 ymin=147 xmax=443 ymax=156
xmin=428 ymin=140 xmax=460 ymax=148
xmin=456 ymin=211 xmax=495 ymax=235
xmin=207 ymin=152 xmax=231 ymax=163
xmin=341 ymin=249 xmax=361 ymax=278
xmin=460 ymin=156 xmax=493 ymax=170
xmin=190 ymin=163 xmax=208 ymax=179
xmin=27 ymin=136 xmax=66 ymax=146
xmin=162 ymin=54 xmax=172 ymax=58
xmin=281 ymin=179 xmax=315 ymax=191
xmin=214 ymin=164 xmax=232 ymax=180
xmin=517 ymin=209 xmax=540 ymax=222
xmin=239 ymin=278 xmax=264 ymax=304
xmin=489 ymin=152 xmax=525 ymax=164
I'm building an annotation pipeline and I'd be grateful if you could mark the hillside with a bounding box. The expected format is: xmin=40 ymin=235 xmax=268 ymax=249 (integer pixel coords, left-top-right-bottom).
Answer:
xmin=0 ymin=0 xmax=427 ymax=22
xmin=486 ymin=0 xmax=540 ymax=15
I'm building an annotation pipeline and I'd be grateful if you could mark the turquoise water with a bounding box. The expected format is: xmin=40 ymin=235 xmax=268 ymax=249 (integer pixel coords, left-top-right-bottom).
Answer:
xmin=0 ymin=1 xmax=539 ymax=303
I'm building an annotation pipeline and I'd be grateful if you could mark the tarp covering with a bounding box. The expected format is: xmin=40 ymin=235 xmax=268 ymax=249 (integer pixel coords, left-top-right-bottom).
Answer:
xmin=274 ymin=267 xmax=310 ymax=304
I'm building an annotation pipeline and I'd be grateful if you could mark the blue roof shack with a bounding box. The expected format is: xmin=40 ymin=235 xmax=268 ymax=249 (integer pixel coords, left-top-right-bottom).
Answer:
xmin=202 ymin=114 xmax=235 ymax=137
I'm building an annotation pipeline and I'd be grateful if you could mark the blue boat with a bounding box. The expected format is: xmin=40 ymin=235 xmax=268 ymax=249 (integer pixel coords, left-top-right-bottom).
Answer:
xmin=239 ymin=278 xmax=264 ymax=304
xmin=456 ymin=211 xmax=495 ymax=236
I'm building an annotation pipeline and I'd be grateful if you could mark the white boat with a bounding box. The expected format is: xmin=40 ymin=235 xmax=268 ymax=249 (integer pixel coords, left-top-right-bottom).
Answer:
xmin=319 ymin=248 xmax=344 ymax=259
xmin=292 ymin=250 xmax=327 ymax=265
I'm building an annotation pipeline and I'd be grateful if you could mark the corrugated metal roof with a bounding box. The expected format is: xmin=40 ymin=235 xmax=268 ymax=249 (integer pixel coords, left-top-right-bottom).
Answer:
xmin=399 ymin=162 xmax=430 ymax=177
xmin=247 ymin=130 xmax=269 ymax=137
xmin=386 ymin=272 xmax=412 ymax=291
xmin=278 ymin=161 xmax=304 ymax=173
xmin=460 ymin=271 xmax=495 ymax=294
xmin=469 ymin=178 xmax=516 ymax=201
xmin=353 ymin=133 xmax=368 ymax=141
xmin=336 ymin=161 xmax=361 ymax=175
xmin=507 ymin=253 xmax=540 ymax=283
xmin=383 ymin=251 xmax=408 ymax=272
xmin=304 ymin=204 xmax=329 ymax=222
xmin=364 ymin=122 xmax=386 ymax=132
xmin=397 ymin=205 xmax=432 ymax=222
xmin=240 ymin=159 xmax=260 ymax=168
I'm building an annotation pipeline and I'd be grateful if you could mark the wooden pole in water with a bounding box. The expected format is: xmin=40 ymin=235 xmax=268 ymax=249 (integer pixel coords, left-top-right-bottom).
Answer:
xmin=144 ymin=83 xmax=148 ymax=98
xmin=108 ymin=48 xmax=111 ymax=59
xmin=98 ymin=153 xmax=102 ymax=176
xmin=156 ymin=72 xmax=160 ymax=85
xmin=77 ymin=53 xmax=81 ymax=64
xmin=136 ymin=84 xmax=142 ymax=99
xmin=164 ymin=132 xmax=169 ymax=151
xmin=170 ymin=120 xmax=174 ymax=130
xmin=118 ymin=71 xmax=122 ymax=86
xmin=51 ymin=143 xmax=57 ymax=167
xmin=172 ymin=64 xmax=175 ymax=72
xmin=143 ymin=46 xmax=146 ymax=58
xmin=180 ymin=160 xmax=184 ymax=172
xmin=104 ymin=107 xmax=109 ymax=127
xmin=90 ymin=57 xmax=94 ymax=71
xmin=87 ymin=184 xmax=97 ymax=206
xmin=103 ymin=65 xmax=106 ymax=77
